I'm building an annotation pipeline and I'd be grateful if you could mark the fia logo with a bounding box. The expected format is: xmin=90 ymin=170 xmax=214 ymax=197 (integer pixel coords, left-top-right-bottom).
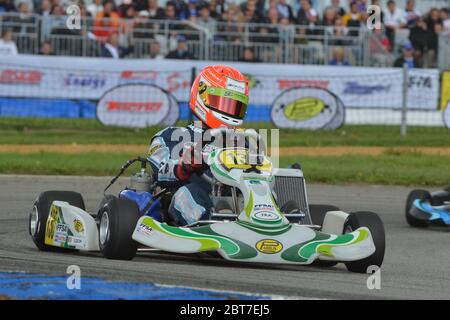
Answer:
xmin=66 ymin=4 xmax=81 ymax=30
xmin=66 ymin=265 xmax=81 ymax=290
xmin=366 ymin=265 xmax=381 ymax=290
xmin=366 ymin=5 xmax=382 ymax=30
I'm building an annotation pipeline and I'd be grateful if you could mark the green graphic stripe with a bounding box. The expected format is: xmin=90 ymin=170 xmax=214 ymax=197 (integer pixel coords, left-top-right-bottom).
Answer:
xmin=245 ymin=192 xmax=253 ymax=218
xmin=211 ymin=162 xmax=236 ymax=181
xmin=281 ymin=232 xmax=331 ymax=263
xmin=142 ymin=217 xmax=240 ymax=255
xmin=316 ymin=228 xmax=369 ymax=257
xmin=281 ymin=229 xmax=370 ymax=263
xmin=193 ymin=226 xmax=258 ymax=259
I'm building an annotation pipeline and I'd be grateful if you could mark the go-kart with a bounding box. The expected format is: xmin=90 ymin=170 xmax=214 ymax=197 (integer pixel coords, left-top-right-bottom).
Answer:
xmin=29 ymin=129 xmax=385 ymax=273
xmin=406 ymin=187 xmax=450 ymax=227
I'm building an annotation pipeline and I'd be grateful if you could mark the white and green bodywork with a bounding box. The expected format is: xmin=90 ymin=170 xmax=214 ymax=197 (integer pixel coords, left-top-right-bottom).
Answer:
xmin=132 ymin=148 xmax=376 ymax=264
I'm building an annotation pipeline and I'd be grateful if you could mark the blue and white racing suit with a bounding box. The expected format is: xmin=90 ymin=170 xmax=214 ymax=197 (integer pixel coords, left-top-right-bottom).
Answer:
xmin=147 ymin=124 xmax=215 ymax=226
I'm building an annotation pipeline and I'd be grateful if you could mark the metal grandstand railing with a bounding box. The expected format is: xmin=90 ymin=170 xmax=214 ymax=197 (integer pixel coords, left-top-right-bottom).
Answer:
xmin=438 ymin=32 xmax=450 ymax=71
xmin=0 ymin=13 xmax=424 ymax=68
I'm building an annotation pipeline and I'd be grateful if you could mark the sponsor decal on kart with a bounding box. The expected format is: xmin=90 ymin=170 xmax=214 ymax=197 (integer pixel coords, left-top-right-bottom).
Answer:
xmin=255 ymin=239 xmax=283 ymax=254
xmin=137 ymin=223 xmax=153 ymax=236
xmin=73 ymin=219 xmax=84 ymax=233
xmin=253 ymin=211 xmax=279 ymax=221
xmin=67 ymin=236 xmax=85 ymax=246
xmin=44 ymin=203 xmax=77 ymax=249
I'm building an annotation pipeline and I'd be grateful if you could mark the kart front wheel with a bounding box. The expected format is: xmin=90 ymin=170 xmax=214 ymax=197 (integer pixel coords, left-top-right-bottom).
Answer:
xmin=29 ymin=190 xmax=85 ymax=251
xmin=98 ymin=197 xmax=141 ymax=260
xmin=344 ymin=211 xmax=385 ymax=273
xmin=405 ymin=190 xmax=431 ymax=228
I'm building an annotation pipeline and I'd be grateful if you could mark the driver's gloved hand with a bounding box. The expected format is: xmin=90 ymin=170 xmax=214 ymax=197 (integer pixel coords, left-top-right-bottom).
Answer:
xmin=175 ymin=144 xmax=207 ymax=181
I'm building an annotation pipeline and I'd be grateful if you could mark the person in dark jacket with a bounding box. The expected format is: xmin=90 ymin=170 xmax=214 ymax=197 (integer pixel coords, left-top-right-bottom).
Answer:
xmin=166 ymin=35 xmax=193 ymax=59
xmin=393 ymin=42 xmax=422 ymax=68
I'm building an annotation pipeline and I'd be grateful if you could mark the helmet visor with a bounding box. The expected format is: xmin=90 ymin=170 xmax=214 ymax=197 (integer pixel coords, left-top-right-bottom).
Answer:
xmin=206 ymin=87 xmax=248 ymax=120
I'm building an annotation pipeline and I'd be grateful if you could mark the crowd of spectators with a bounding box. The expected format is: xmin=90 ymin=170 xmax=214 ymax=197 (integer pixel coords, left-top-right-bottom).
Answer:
xmin=0 ymin=0 xmax=449 ymax=68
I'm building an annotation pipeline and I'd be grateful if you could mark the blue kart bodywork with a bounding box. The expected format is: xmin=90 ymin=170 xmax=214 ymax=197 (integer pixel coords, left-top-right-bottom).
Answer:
xmin=411 ymin=200 xmax=450 ymax=226
xmin=119 ymin=189 xmax=162 ymax=222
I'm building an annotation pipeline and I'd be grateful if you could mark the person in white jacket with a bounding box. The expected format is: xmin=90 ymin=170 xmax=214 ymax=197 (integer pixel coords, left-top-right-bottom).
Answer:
xmin=0 ymin=29 xmax=18 ymax=55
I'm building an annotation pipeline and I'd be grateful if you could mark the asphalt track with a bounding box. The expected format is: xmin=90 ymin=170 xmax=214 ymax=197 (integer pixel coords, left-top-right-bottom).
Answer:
xmin=1 ymin=175 xmax=450 ymax=300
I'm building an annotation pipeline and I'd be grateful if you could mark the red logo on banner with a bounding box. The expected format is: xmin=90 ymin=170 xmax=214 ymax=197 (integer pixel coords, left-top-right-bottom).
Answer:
xmin=278 ymin=79 xmax=329 ymax=90
xmin=0 ymin=69 xmax=42 ymax=85
xmin=167 ymin=72 xmax=190 ymax=92
xmin=120 ymin=71 xmax=158 ymax=81
xmin=106 ymin=101 xmax=162 ymax=112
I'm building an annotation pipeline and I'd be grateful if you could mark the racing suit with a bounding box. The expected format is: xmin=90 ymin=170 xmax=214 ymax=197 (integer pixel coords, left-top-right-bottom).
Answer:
xmin=147 ymin=123 xmax=215 ymax=226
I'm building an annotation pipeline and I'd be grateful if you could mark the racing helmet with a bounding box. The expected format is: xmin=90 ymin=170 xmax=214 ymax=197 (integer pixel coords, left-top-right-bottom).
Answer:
xmin=189 ymin=65 xmax=249 ymax=128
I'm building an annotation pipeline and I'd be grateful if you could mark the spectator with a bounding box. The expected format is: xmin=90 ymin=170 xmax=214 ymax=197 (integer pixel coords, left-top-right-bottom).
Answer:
xmin=404 ymin=0 xmax=421 ymax=29
xmin=0 ymin=0 xmax=15 ymax=13
xmin=426 ymin=22 xmax=442 ymax=68
xmin=325 ymin=0 xmax=345 ymax=17
xmin=133 ymin=10 xmax=154 ymax=39
xmin=170 ymin=0 xmax=188 ymax=20
xmin=39 ymin=40 xmax=54 ymax=55
xmin=240 ymin=47 xmax=261 ymax=63
xmin=329 ymin=47 xmax=350 ymax=66
xmin=442 ymin=9 xmax=450 ymax=33
xmin=166 ymin=35 xmax=193 ymax=59
xmin=148 ymin=41 xmax=164 ymax=59
xmin=342 ymin=1 xmax=363 ymax=36
xmin=277 ymin=0 xmax=294 ymax=22
xmin=370 ymin=28 xmax=392 ymax=66
xmin=393 ymin=42 xmax=421 ymax=68
xmin=9 ymin=2 xmax=36 ymax=34
xmin=101 ymin=32 xmax=132 ymax=58
xmin=322 ymin=7 xmax=337 ymax=28
xmin=0 ymin=29 xmax=18 ymax=55
xmin=185 ymin=0 xmax=198 ymax=20
xmin=87 ymin=0 xmax=103 ymax=18
xmin=93 ymin=1 xmax=120 ymax=40
xmin=327 ymin=16 xmax=350 ymax=46
xmin=197 ymin=3 xmax=217 ymax=32
xmin=37 ymin=0 xmax=51 ymax=16
xmin=409 ymin=17 xmax=428 ymax=54
xmin=296 ymin=0 xmax=318 ymax=34
xmin=146 ymin=0 xmax=164 ymax=19
xmin=384 ymin=0 xmax=406 ymax=47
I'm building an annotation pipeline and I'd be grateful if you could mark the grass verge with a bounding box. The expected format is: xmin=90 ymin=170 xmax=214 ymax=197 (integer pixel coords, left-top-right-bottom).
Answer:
xmin=1 ymin=151 xmax=448 ymax=186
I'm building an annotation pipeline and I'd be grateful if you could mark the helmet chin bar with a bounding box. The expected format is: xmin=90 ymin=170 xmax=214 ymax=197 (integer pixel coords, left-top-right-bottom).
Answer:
xmin=211 ymin=110 xmax=243 ymax=127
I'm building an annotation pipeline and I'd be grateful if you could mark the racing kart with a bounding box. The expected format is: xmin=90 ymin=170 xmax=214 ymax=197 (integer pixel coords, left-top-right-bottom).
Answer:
xmin=406 ymin=187 xmax=450 ymax=227
xmin=29 ymin=129 xmax=385 ymax=273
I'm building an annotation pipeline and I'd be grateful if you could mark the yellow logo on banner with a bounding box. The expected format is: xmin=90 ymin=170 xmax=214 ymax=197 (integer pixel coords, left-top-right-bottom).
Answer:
xmin=441 ymin=72 xmax=450 ymax=111
xmin=284 ymin=97 xmax=325 ymax=121
xmin=255 ymin=239 xmax=283 ymax=254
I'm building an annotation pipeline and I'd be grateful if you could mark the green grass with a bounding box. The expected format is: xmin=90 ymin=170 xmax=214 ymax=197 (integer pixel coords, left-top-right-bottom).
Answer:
xmin=0 ymin=151 xmax=448 ymax=186
xmin=0 ymin=117 xmax=449 ymax=185
xmin=1 ymin=117 xmax=449 ymax=147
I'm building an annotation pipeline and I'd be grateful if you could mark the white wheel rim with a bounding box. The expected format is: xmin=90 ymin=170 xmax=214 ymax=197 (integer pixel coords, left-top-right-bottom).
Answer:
xmin=30 ymin=205 xmax=38 ymax=236
xmin=99 ymin=211 xmax=109 ymax=245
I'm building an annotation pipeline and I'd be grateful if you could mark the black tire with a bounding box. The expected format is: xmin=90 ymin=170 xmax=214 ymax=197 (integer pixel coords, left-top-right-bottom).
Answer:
xmin=309 ymin=204 xmax=340 ymax=226
xmin=405 ymin=189 xmax=431 ymax=228
xmin=29 ymin=191 xmax=85 ymax=251
xmin=444 ymin=186 xmax=450 ymax=193
xmin=96 ymin=194 xmax=115 ymax=220
xmin=344 ymin=211 xmax=385 ymax=273
xmin=98 ymin=197 xmax=141 ymax=260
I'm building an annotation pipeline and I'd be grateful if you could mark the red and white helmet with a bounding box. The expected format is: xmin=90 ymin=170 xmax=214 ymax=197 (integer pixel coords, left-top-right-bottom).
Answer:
xmin=189 ymin=65 xmax=249 ymax=128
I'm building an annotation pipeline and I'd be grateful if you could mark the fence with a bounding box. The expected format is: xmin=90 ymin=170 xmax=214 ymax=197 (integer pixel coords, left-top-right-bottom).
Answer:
xmin=0 ymin=13 xmax=397 ymax=67
xmin=0 ymin=55 xmax=446 ymax=131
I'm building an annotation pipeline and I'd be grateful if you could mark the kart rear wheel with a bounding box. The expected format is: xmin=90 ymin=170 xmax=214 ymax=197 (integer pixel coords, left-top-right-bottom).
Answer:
xmin=405 ymin=190 xmax=431 ymax=228
xmin=29 ymin=190 xmax=85 ymax=251
xmin=98 ymin=197 xmax=141 ymax=260
xmin=344 ymin=211 xmax=385 ymax=273
xmin=309 ymin=204 xmax=340 ymax=226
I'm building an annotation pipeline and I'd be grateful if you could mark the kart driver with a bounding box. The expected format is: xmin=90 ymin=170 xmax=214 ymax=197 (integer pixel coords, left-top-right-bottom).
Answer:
xmin=147 ymin=65 xmax=250 ymax=226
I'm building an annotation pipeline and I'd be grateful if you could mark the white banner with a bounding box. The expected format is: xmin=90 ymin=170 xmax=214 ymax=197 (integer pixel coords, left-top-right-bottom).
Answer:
xmin=0 ymin=55 xmax=441 ymax=110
